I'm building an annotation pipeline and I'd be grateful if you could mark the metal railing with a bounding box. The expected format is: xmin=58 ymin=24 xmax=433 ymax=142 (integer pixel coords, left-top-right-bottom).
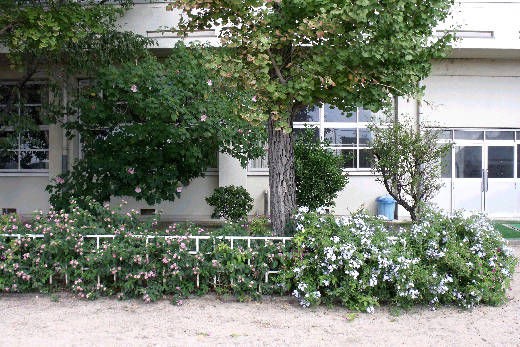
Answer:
xmin=0 ymin=233 xmax=293 ymax=288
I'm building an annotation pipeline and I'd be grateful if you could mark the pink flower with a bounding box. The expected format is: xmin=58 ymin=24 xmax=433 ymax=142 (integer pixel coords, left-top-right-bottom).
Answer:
xmin=207 ymin=79 xmax=213 ymax=86
xmin=130 ymin=84 xmax=138 ymax=93
xmin=127 ymin=168 xmax=135 ymax=175
xmin=55 ymin=176 xmax=65 ymax=184
xmin=200 ymin=114 xmax=207 ymax=122
xmin=252 ymin=95 xmax=257 ymax=102
xmin=238 ymin=129 xmax=243 ymax=134
xmin=176 ymin=186 xmax=183 ymax=193
xmin=135 ymin=187 xmax=141 ymax=193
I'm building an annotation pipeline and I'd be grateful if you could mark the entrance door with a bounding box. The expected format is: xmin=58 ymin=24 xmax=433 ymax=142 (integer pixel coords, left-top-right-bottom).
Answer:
xmin=453 ymin=145 xmax=483 ymax=212
xmin=433 ymin=129 xmax=520 ymax=217
xmin=484 ymin=145 xmax=516 ymax=216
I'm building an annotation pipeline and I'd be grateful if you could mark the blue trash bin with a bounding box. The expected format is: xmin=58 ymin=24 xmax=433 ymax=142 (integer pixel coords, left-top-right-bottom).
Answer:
xmin=376 ymin=195 xmax=396 ymax=220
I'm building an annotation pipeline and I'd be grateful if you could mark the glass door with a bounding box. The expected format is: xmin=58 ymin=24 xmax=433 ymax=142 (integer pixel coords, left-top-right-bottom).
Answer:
xmin=484 ymin=145 xmax=516 ymax=216
xmin=452 ymin=145 xmax=484 ymax=212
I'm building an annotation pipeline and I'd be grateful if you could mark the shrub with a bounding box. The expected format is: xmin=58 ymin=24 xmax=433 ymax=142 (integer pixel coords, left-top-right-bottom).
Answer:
xmin=289 ymin=207 xmax=517 ymax=311
xmin=370 ymin=119 xmax=451 ymax=221
xmin=0 ymin=200 xmax=292 ymax=302
xmin=294 ymin=129 xmax=348 ymax=210
xmin=206 ymin=185 xmax=253 ymax=222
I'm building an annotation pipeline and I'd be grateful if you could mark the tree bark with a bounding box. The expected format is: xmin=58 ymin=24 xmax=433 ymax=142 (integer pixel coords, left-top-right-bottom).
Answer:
xmin=268 ymin=114 xmax=296 ymax=235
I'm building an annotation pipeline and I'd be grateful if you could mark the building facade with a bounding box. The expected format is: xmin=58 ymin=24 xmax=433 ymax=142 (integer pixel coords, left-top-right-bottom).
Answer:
xmin=1 ymin=0 xmax=520 ymax=220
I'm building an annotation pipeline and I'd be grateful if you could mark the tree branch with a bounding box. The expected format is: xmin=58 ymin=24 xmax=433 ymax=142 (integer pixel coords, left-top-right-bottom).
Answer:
xmin=267 ymin=48 xmax=287 ymax=85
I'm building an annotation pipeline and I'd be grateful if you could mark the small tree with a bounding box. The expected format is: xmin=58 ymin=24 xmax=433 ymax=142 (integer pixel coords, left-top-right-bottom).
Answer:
xmin=295 ymin=129 xmax=348 ymax=210
xmin=370 ymin=119 xmax=451 ymax=221
xmin=47 ymin=44 xmax=266 ymax=209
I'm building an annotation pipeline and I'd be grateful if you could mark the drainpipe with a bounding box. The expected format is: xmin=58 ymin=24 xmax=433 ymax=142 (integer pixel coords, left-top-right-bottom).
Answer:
xmin=393 ymin=95 xmax=399 ymax=220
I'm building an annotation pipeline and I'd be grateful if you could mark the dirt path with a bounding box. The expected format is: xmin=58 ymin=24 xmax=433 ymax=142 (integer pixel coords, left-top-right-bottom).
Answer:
xmin=1 ymin=247 xmax=519 ymax=347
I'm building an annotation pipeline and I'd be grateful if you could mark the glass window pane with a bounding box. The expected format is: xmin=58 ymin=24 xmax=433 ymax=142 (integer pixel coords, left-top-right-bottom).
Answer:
xmin=488 ymin=146 xmax=514 ymax=178
xmin=20 ymin=151 xmax=48 ymax=169
xmin=0 ymin=131 xmax=17 ymax=150
xmin=359 ymin=129 xmax=372 ymax=146
xmin=334 ymin=149 xmax=356 ymax=168
xmin=518 ymin=145 xmax=520 ymax=179
xmin=324 ymin=104 xmax=355 ymax=122
xmin=22 ymin=84 xmax=43 ymax=104
xmin=0 ymin=151 xmax=18 ymax=169
xmin=455 ymin=146 xmax=482 ymax=178
xmin=21 ymin=130 xmax=49 ymax=150
xmin=454 ymin=130 xmax=483 ymax=140
xmin=438 ymin=130 xmax=452 ymax=140
xmin=23 ymin=106 xmax=46 ymax=125
xmin=294 ymin=106 xmax=320 ymax=122
xmin=485 ymin=131 xmax=514 ymax=140
xmin=0 ymin=85 xmax=12 ymax=105
xmin=359 ymin=149 xmax=372 ymax=168
xmin=441 ymin=147 xmax=452 ymax=178
xmin=358 ymin=108 xmax=372 ymax=122
xmin=293 ymin=127 xmax=319 ymax=141
xmin=324 ymin=128 xmax=356 ymax=146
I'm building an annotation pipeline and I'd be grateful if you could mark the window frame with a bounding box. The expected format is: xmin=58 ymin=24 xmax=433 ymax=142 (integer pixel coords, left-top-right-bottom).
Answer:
xmin=0 ymin=81 xmax=50 ymax=174
xmin=248 ymin=104 xmax=376 ymax=174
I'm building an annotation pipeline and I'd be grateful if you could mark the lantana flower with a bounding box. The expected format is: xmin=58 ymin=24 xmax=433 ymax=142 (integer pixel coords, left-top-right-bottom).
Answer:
xmin=130 ymin=84 xmax=138 ymax=93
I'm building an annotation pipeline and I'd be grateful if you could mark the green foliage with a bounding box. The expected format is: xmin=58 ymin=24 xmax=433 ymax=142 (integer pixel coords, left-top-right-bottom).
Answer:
xmin=0 ymin=0 xmax=151 ymax=130
xmin=0 ymin=200 xmax=293 ymax=302
xmin=206 ymin=185 xmax=254 ymax=222
xmin=370 ymin=119 xmax=451 ymax=221
xmin=288 ymin=208 xmax=517 ymax=311
xmin=294 ymin=129 xmax=348 ymax=210
xmin=47 ymin=44 xmax=266 ymax=209
xmin=0 ymin=0 xmax=147 ymax=71
xmin=173 ymin=0 xmax=455 ymax=233
xmin=174 ymin=0 xmax=454 ymax=130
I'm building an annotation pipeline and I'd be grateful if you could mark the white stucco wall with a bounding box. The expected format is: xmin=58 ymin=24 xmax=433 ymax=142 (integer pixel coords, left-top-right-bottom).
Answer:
xmin=422 ymin=59 xmax=520 ymax=128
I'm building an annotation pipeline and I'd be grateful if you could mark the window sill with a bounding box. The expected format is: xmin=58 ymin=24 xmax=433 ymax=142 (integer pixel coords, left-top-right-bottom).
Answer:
xmin=246 ymin=170 xmax=377 ymax=177
xmin=0 ymin=172 xmax=49 ymax=177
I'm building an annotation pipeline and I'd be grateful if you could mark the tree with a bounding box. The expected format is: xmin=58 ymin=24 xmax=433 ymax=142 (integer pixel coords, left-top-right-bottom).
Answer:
xmin=294 ymin=129 xmax=348 ymax=210
xmin=172 ymin=0 xmax=454 ymax=234
xmin=370 ymin=119 xmax=451 ymax=221
xmin=0 ymin=0 xmax=151 ymax=127
xmin=47 ymin=44 xmax=266 ymax=209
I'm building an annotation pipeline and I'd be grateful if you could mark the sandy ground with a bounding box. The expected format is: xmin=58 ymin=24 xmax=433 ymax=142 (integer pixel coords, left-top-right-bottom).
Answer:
xmin=1 ymin=247 xmax=519 ymax=347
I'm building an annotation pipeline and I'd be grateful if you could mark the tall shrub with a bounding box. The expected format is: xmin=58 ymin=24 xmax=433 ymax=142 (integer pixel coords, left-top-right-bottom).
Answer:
xmin=294 ymin=129 xmax=348 ymax=210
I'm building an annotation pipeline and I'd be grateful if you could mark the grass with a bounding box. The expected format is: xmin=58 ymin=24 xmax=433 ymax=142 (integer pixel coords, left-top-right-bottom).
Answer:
xmin=492 ymin=222 xmax=520 ymax=239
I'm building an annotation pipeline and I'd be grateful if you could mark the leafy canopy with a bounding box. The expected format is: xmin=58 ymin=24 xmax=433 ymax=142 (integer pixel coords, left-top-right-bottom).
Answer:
xmin=0 ymin=0 xmax=152 ymax=125
xmin=174 ymin=0 xmax=454 ymax=127
xmin=47 ymin=44 xmax=266 ymax=208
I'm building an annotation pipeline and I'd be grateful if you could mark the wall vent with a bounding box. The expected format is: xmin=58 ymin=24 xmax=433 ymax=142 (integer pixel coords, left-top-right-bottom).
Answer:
xmin=140 ymin=209 xmax=156 ymax=216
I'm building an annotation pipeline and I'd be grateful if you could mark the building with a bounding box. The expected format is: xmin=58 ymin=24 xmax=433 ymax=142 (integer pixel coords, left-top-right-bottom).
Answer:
xmin=1 ymin=0 xmax=520 ymax=220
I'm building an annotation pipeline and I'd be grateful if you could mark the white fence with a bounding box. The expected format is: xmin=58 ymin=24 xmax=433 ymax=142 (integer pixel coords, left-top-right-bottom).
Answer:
xmin=0 ymin=234 xmax=293 ymax=288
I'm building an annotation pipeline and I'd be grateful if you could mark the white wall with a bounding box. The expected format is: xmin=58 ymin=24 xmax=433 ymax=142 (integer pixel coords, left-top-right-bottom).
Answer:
xmin=423 ymin=59 xmax=520 ymax=128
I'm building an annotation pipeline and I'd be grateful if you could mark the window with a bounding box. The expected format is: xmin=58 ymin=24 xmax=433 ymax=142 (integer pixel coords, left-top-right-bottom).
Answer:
xmin=0 ymin=82 xmax=49 ymax=172
xmin=248 ymin=104 xmax=375 ymax=171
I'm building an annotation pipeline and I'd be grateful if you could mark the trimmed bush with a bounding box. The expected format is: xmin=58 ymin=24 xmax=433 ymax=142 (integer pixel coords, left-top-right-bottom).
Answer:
xmin=294 ymin=129 xmax=348 ymax=210
xmin=206 ymin=185 xmax=253 ymax=222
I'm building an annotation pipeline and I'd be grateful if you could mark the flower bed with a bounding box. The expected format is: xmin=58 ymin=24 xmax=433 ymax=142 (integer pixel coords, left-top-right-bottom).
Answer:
xmin=0 ymin=201 xmax=516 ymax=311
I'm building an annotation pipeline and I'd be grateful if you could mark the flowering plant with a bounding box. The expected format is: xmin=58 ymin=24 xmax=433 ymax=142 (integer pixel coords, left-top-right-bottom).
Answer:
xmin=288 ymin=207 xmax=517 ymax=311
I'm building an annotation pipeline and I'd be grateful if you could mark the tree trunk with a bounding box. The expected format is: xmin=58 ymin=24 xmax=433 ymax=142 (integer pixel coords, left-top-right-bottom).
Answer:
xmin=268 ymin=114 xmax=296 ymax=235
